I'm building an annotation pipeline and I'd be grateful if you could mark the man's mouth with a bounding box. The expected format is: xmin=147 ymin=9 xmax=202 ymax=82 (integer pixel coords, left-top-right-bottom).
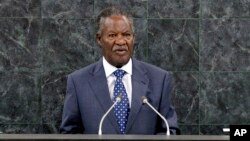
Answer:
xmin=113 ymin=46 xmax=128 ymax=55
xmin=114 ymin=49 xmax=127 ymax=55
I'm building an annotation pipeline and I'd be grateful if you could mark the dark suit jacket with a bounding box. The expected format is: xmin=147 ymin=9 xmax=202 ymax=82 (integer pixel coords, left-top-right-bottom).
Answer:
xmin=60 ymin=58 xmax=179 ymax=134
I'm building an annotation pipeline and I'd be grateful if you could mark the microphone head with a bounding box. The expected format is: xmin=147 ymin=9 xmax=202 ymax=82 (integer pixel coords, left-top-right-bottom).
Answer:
xmin=115 ymin=95 xmax=122 ymax=102
xmin=141 ymin=96 xmax=148 ymax=103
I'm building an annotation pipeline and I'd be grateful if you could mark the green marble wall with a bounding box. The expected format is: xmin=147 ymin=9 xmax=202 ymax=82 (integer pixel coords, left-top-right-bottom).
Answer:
xmin=0 ymin=0 xmax=250 ymax=134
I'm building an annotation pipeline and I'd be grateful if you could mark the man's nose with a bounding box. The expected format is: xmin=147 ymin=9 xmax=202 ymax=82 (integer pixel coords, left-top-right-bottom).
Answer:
xmin=115 ymin=35 xmax=126 ymax=45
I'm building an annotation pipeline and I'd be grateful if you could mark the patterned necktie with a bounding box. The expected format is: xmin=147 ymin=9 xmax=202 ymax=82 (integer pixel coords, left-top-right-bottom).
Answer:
xmin=113 ymin=69 xmax=130 ymax=134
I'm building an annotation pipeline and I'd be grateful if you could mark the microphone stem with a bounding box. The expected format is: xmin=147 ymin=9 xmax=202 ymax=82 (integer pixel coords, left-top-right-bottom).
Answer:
xmin=98 ymin=100 xmax=119 ymax=135
xmin=144 ymin=100 xmax=170 ymax=136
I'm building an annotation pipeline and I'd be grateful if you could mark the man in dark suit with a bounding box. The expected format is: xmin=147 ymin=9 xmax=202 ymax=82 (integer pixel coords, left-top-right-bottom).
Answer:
xmin=60 ymin=6 xmax=179 ymax=134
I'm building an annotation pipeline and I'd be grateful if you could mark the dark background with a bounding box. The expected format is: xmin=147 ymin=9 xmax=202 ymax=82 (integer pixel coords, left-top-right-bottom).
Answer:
xmin=0 ymin=0 xmax=250 ymax=134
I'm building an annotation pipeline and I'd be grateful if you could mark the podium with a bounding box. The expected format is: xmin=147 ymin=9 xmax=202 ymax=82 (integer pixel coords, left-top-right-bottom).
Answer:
xmin=0 ymin=134 xmax=229 ymax=141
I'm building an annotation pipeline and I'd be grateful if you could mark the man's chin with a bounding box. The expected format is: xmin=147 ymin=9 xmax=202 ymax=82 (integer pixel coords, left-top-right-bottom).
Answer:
xmin=113 ymin=58 xmax=130 ymax=68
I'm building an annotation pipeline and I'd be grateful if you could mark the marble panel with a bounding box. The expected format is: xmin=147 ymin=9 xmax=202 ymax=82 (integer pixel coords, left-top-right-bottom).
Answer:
xmin=0 ymin=18 xmax=41 ymax=125
xmin=148 ymin=0 xmax=199 ymax=18
xmin=0 ymin=0 xmax=41 ymax=18
xmin=0 ymin=124 xmax=42 ymax=133
xmin=94 ymin=0 xmax=147 ymax=18
xmin=40 ymin=19 xmax=98 ymax=73
xmin=132 ymin=19 xmax=148 ymax=61
xmin=0 ymin=71 xmax=40 ymax=124
xmin=201 ymin=0 xmax=250 ymax=18
xmin=40 ymin=71 xmax=66 ymax=126
xmin=200 ymin=19 xmax=250 ymax=71
xmin=42 ymin=123 xmax=61 ymax=133
xmin=172 ymin=72 xmax=199 ymax=125
xmin=148 ymin=19 xmax=199 ymax=71
xmin=178 ymin=125 xmax=199 ymax=135
xmin=40 ymin=19 xmax=100 ymax=125
xmin=200 ymin=72 xmax=250 ymax=124
xmin=200 ymin=125 xmax=230 ymax=135
xmin=42 ymin=0 xmax=94 ymax=19
xmin=0 ymin=18 xmax=41 ymax=71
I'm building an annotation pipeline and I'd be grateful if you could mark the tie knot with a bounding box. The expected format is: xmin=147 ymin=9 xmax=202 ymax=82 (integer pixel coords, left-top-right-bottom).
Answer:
xmin=113 ymin=69 xmax=126 ymax=78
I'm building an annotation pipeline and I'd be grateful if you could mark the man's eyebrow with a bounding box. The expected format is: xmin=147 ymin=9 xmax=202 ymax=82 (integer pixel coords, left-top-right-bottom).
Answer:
xmin=107 ymin=31 xmax=116 ymax=34
xmin=124 ymin=31 xmax=133 ymax=33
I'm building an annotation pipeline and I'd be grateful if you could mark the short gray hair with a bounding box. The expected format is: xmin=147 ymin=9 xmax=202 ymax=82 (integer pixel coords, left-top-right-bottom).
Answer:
xmin=96 ymin=6 xmax=134 ymax=34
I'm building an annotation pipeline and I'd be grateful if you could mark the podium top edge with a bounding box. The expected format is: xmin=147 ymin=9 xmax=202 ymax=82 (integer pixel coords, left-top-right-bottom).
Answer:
xmin=0 ymin=134 xmax=230 ymax=141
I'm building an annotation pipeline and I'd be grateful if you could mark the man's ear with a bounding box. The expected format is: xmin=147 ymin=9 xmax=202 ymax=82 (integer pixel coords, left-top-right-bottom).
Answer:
xmin=96 ymin=33 xmax=102 ymax=46
xmin=132 ymin=33 xmax=135 ymax=43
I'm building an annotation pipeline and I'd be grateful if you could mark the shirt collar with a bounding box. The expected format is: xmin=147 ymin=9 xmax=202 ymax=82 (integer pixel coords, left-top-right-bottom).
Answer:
xmin=103 ymin=57 xmax=132 ymax=78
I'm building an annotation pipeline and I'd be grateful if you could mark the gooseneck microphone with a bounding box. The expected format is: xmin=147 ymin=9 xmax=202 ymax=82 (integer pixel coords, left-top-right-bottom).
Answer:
xmin=98 ymin=95 xmax=122 ymax=135
xmin=141 ymin=96 xmax=170 ymax=136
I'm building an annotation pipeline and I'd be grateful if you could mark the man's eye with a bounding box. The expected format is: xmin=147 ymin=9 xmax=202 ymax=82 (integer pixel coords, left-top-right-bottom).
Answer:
xmin=108 ymin=34 xmax=116 ymax=37
xmin=124 ymin=33 xmax=131 ymax=37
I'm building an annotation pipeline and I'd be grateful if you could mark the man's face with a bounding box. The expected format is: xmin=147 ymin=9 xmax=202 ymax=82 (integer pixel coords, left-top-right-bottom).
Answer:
xmin=96 ymin=15 xmax=134 ymax=68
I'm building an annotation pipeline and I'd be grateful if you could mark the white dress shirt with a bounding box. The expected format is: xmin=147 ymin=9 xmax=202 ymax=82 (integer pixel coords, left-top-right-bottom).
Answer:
xmin=103 ymin=57 xmax=132 ymax=107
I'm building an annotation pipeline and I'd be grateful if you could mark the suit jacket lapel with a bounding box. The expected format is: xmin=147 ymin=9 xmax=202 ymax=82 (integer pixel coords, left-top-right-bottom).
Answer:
xmin=88 ymin=59 xmax=120 ymax=133
xmin=125 ymin=59 xmax=149 ymax=133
